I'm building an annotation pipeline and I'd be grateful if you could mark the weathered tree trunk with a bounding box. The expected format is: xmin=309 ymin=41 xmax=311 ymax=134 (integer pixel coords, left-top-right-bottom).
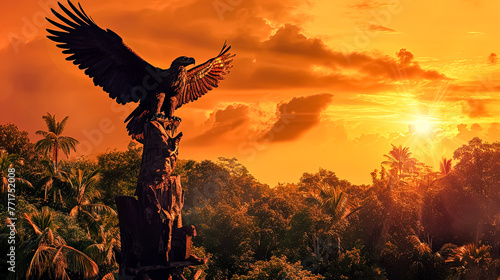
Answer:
xmin=116 ymin=120 xmax=205 ymax=280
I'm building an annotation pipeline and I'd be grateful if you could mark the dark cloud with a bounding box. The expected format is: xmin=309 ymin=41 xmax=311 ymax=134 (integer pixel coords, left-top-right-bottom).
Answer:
xmin=262 ymin=93 xmax=333 ymax=142
xmin=87 ymin=0 xmax=312 ymax=52
xmin=242 ymin=62 xmax=391 ymax=92
xmin=223 ymin=24 xmax=447 ymax=91
xmin=262 ymin=25 xmax=445 ymax=80
xmin=262 ymin=24 xmax=334 ymax=60
xmin=185 ymin=104 xmax=251 ymax=146
xmin=186 ymin=94 xmax=334 ymax=146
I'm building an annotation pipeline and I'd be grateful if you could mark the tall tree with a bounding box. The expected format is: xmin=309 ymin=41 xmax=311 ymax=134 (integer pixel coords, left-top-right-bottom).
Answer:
xmin=35 ymin=113 xmax=79 ymax=170
xmin=453 ymin=137 xmax=500 ymax=196
xmin=0 ymin=124 xmax=44 ymax=193
xmin=0 ymin=123 xmax=36 ymax=161
xmin=383 ymin=144 xmax=419 ymax=179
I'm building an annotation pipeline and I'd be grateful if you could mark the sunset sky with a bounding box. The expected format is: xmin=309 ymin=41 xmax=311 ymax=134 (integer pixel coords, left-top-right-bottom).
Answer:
xmin=1 ymin=0 xmax=500 ymax=186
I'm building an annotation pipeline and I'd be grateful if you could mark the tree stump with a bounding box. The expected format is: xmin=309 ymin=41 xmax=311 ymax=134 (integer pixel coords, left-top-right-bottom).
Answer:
xmin=116 ymin=120 xmax=206 ymax=280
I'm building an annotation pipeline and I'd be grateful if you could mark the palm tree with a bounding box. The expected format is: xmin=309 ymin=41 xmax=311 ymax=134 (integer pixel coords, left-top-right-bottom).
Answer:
xmin=12 ymin=207 xmax=98 ymax=280
xmin=407 ymin=235 xmax=432 ymax=277
xmin=0 ymin=150 xmax=32 ymax=196
xmin=316 ymin=184 xmax=358 ymax=222
xmin=446 ymin=243 xmax=494 ymax=280
xmin=308 ymin=183 xmax=362 ymax=261
xmin=84 ymin=226 xmax=120 ymax=277
xmin=84 ymin=237 xmax=119 ymax=269
xmin=61 ymin=167 xmax=116 ymax=240
xmin=408 ymin=235 xmax=432 ymax=257
xmin=382 ymin=144 xmax=419 ymax=179
xmin=35 ymin=113 xmax=79 ymax=171
xmin=37 ymin=159 xmax=66 ymax=203
xmin=439 ymin=157 xmax=452 ymax=176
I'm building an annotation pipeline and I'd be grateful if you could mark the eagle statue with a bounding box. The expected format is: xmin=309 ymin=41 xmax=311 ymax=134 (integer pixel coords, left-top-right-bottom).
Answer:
xmin=46 ymin=1 xmax=235 ymax=141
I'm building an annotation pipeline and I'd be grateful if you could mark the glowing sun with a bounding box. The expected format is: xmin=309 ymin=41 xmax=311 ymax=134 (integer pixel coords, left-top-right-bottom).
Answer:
xmin=412 ymin=118 xmax=434 ymax=135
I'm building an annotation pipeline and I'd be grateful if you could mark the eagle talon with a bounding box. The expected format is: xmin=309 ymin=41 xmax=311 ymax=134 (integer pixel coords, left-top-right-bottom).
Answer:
xmin=148 ymin=112 xmax=167 ymax=122
xmin=169 ymin=116 xmax=182 ymax=122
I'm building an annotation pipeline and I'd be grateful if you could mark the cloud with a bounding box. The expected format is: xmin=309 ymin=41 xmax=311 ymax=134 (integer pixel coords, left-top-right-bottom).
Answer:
xmin=488 ymin=53 xmax=497 ymax=64
xmin=238 ymin=61 xmax=392 ymax=92
xmin=185 ymin=104 xmax=251 ymax=146
xmin=222 ymin=24 xmax=447 ymax=91
xmin=186 ymin=93 xmax=335 ymax=146
xmin=259 ymin=24 xmax=445 ymax=80
xmin=367 ymin=24 xmax=398 ymax=33
xmin=261 ymin=93 xmax=333 ymax=142
xmin=349 ymin=1 xmax=391 ymax=10
xmin=396 ymin=49 xmax=414 ymax=65
xmin=462 ymin=99 xmax=488 ymax=117
xmin=261 ymin=24 xmax=334 ymax=61
xmin=451 ymin=122 xmax=500 ymax=144
xmin=468 ymin=31 xmax=486 ymax=36
xmin=454 ymin=123 xmax=483 ymax=143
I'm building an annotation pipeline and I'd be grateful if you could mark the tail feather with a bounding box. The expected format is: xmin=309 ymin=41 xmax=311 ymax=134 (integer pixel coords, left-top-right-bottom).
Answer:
xmin=125 ymin=106 xmax=149 ymax=143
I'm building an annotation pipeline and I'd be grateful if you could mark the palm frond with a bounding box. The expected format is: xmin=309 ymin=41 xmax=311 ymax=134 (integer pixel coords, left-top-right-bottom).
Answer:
xmin=26 ymin=245 xmax=58 ymax=279
xmin=81 ymin=204 xmax=117 ymax=216
xmin=22 ymin=207 xmax=56 ymax=240
xmin=62 ymin=245 xmax=99 ymax=278
xmin=58 ymin=136 xmax=79 ymax=158
xmin=101 ymin=272 xmax=117 ymax=280
xmin=15 ymin=177 xmax=33 ymax=189
xmin=84 ymin=242 xmax=116 ymax=266
xmin=57 ymin=116 xmax=70 ymax=135
xmin=35 ymin=138 xmax=55 ymax=156
xmin=42 ymin=113 xmax=58 ymax=134
xmin=35 ymin=130 xmax=49 ymax=137
xmin=23 ymin=212 xmax=43 ymax=238
xmin=1 ymin=176 xmax=8 ymax=193
xmin=408 ymin=235 xmax=431 ymax=256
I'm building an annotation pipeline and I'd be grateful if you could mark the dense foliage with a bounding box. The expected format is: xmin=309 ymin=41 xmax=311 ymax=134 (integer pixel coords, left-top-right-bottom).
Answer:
xmin=1 ymin=122 xmax=499 ymax=279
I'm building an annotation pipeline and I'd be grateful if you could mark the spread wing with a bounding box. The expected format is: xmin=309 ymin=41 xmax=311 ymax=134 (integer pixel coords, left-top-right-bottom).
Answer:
xmin=177 ymin=42 xmax=235 ymax=108
xmin=46 ymin=0 xmax=161 ymax=104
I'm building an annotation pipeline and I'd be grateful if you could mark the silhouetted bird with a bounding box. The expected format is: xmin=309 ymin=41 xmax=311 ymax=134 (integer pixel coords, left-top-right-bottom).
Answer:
xmin=46 ymin=1 xmax=235 ymax=141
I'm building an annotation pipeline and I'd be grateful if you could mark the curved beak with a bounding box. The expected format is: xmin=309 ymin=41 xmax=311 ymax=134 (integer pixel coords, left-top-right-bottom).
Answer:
xmin=188 ymin=57 xmax=195 ymax=66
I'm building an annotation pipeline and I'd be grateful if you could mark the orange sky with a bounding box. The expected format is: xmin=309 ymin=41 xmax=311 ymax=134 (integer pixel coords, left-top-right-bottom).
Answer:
xmin=1 ymin=0 xmax=499 ymax=186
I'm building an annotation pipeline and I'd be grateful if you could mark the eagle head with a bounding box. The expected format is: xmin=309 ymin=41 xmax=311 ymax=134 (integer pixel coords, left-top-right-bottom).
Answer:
xmin=171 ymin=56 xmax=196 ymax=68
